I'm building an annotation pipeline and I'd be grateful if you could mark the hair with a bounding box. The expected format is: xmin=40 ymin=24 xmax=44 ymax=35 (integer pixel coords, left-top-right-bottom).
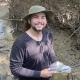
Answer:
xmin=23 ymin=15 xmax=31 ymax=31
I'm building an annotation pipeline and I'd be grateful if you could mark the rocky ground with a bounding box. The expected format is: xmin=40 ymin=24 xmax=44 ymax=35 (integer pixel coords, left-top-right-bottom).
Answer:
xmin=0 ymin=5 xmax=14 ymax=80
xmin=0 ymin=38 xmax=13 ymax=80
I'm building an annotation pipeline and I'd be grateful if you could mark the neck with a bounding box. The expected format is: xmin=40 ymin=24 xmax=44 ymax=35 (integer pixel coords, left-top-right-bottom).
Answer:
xmin=30 ymin=27 xmax=42 ymax=36
xmin=26 ymin=28 xmax=43 ymax=41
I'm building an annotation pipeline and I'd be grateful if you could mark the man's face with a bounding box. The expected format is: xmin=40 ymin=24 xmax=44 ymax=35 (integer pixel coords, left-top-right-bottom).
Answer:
xmin=30 ymin=12 xmax=47 ymax=31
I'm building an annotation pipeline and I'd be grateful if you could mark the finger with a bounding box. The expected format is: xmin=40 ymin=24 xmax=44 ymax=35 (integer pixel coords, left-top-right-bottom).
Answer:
xmin=49 ymin=71 xmax=58 ymax=74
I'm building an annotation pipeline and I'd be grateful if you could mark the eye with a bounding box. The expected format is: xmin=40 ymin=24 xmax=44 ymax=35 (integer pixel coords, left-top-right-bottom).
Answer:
xmin=41 ymin=16 xmax=46 ymax=19
xmin=32 ymin=15 xmax=38 ymax=19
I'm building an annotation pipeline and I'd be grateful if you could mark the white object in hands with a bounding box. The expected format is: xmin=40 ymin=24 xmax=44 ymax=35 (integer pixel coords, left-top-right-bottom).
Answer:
xmin=48 ymin=61 xmax=71 ymax=73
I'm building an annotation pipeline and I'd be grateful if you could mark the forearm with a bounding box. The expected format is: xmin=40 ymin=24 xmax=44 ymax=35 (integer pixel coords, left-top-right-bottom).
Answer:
xmin=10 ymin=64 xmax=41 ymax=77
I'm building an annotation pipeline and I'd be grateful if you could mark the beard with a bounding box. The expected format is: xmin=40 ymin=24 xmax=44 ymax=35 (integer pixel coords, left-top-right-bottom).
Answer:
xmin=31 ymin=26 xmax=44 ymax=32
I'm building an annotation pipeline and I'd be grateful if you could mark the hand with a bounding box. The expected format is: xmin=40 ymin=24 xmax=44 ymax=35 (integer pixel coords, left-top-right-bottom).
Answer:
xmin=40 ymin=68 xmax=54 ymax=78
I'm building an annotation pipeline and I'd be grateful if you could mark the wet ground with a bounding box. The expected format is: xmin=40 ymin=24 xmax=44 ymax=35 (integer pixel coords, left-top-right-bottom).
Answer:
xmin=0 ymin=5 xmax=14 ymax=80
xmin=0 ymin=38 xmax=14 ymax=80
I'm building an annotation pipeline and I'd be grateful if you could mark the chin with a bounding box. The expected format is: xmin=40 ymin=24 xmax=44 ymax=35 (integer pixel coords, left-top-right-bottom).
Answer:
xmin=32 ymin=27 xmax=44 ymax=32
xmin=36 ymin=29 xmax=42 ymax=32
xmin=37 ymin=28 xmax=43 ymax=31
xmin=34 ymin=28 xmax=42 ymax=32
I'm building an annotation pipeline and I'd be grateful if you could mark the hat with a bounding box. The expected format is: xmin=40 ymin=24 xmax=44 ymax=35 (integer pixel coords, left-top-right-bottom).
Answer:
xmin=23 ymin=5 xmax=53 ymax=20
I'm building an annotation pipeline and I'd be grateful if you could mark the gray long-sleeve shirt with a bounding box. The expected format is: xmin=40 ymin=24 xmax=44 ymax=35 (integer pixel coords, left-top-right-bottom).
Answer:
xmin=10 ymin=30 xmax=57 ymax=80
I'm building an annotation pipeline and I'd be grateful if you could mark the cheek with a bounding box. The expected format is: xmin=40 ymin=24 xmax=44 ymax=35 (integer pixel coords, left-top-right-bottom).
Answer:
xmin=43 ymin=20 xmax=47 ymax=26
xmin=31 ymin=19 xmax=37 ymax=24
xmin=30 ymin=20 xmax=35 ymax=26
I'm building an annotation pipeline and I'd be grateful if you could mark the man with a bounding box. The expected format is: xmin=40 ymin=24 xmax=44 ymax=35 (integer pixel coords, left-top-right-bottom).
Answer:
xmin=10 ymin=5 xmax=57 ymax=80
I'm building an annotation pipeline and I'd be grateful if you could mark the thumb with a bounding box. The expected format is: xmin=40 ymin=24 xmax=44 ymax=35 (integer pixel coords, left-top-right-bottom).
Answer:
xmin=49 ymin=71 xmax=58 ymax=74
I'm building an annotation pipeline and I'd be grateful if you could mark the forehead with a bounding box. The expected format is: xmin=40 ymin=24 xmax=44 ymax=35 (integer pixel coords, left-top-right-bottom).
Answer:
xmin=31 ymin=12 xmax=46 ymax=17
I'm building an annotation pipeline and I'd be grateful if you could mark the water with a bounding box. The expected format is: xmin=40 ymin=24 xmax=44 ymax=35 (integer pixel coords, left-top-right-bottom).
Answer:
xmin=48 ymin=61 xmax=71 ymax=73
xmin=0 ymin=21 xmax=6 ymax=39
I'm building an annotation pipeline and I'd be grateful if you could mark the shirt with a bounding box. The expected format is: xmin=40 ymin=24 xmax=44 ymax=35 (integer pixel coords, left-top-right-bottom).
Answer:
xmin=10 ymin=30 xmax=57 ymax=80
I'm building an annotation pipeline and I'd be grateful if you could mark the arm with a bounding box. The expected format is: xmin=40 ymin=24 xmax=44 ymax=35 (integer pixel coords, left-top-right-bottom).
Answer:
xmin=10 ymin=41 xmax=40 ymax=78
xmin=48 ymin=32 xmax=58 ymax=63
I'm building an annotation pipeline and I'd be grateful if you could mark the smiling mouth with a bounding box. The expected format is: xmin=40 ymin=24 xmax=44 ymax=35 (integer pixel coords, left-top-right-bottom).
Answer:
xmin=36 ymin=25 xmax=44 ymax=28
xmin=36 ymin=23 xmax=44 ymax=26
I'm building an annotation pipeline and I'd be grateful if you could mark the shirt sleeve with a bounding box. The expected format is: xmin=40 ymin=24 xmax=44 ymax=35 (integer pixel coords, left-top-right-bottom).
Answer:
xmin=48 ymin=32 xmax=58 ymax=63
xmin=10 ymin=40 xmax=41 ymax=78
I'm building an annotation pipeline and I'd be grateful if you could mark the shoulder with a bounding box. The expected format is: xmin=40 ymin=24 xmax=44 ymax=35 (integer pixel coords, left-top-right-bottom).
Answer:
xmin=43 ymin=29 xmax=53 ymax=39
xmin=12 ymin=32 xmax=28 ymax=48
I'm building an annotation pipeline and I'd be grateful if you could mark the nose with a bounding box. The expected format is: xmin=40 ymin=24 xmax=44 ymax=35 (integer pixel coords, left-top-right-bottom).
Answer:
xmin=38 ymin=17 xmax=43 ymax=23
xmin=38 ymin=17 xmax=42 ymax=21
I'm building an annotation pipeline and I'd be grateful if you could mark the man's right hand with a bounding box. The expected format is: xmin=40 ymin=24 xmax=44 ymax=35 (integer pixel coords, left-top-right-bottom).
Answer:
xmin=40 ymin=68 xmax=54 ymax=78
